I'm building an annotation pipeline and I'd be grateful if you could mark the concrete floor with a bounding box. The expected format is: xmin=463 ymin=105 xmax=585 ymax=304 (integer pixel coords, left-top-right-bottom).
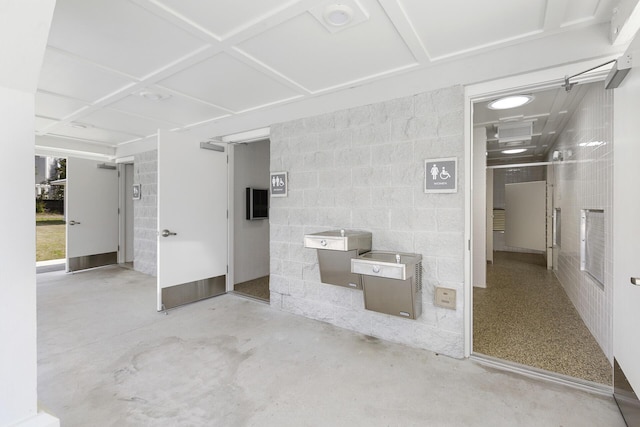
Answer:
xmin=37 ymin=266 xmax=625 ymax=426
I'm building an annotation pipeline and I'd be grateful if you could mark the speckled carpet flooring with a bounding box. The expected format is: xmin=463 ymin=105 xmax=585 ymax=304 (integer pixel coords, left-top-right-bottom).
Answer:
xmin=234 ymin=276 xmax=269 ymax=302
xmin=473 ymin=251 xmax=612 ymax=385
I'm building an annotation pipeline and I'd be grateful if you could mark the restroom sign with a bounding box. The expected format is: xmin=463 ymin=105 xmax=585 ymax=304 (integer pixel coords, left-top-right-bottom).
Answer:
xmin=270 ymin=171 xmax=288 ymax=197
xmin=424 ymin=157 xmax=457 ymax=193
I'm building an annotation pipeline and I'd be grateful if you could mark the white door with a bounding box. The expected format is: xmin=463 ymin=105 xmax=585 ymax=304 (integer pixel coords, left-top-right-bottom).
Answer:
xmin=613 ymin=43 xmax=640 ymax=399
xmin=157 ymin=130 xmax=228 ymax=311
xmin=504 ymin=181 xmax=546 ymax=252
xmin=66 ymin=157 xmax=119 ymax=271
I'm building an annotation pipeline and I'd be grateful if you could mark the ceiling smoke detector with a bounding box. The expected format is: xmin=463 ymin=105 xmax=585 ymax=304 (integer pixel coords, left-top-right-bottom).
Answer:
xmin=138 ymin=90 xmax=171 ymax=101
xmin=324 ymin=4 xmax=354 ymax=26
xmin=310 ymin=1 xmax=369 ymax=33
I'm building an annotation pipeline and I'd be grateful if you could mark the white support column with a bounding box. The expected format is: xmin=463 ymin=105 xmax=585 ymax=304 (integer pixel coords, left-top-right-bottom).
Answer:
xmin=0 ymin=1 xmax=58 ymax=426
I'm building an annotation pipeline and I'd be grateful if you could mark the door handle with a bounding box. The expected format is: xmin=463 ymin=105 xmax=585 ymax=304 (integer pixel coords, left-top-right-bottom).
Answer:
xmin=68 ymin=220 xmax=81 ymax=226
xmin=631 ymin=277 xmax=640 ymax=286
xmin=161 ymin=229 xmax=177 ymax=237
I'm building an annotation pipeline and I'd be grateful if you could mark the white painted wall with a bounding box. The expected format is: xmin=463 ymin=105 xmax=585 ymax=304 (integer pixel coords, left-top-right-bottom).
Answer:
xmin=504 ymin=181 xmax=547 ymax=252
xmin=0 ymin=1 xmax=58 ymax=426
xmin=491 ymin=166 xmax=547 ymax=254
xmin=234 ymin=140 xmax=270 ymax=284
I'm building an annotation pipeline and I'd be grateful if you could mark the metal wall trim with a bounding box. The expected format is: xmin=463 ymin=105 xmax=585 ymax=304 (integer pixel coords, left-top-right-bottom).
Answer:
xmin=470 ymin=353 xmax=613 ymax=397
xmin=614 ymin=358 xmax=640 ymax=426
xmin=161 ymin=275 xmax=226 ymax=310
xmin=68 ymin=252 xmax=117 ymax=272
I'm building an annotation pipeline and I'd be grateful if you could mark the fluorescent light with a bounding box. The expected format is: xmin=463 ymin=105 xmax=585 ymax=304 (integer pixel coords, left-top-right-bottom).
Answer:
xmin=501 ymin=148 xmax=527 ymax=154
xmin=578 ymin=141 xmax=605 ymax=147
xmin=488 ymin=95 xmax=534 ymax=110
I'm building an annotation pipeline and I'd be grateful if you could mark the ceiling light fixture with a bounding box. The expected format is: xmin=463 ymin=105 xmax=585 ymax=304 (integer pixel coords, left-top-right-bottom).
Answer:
xmin=488 ymin=95 xmax=534 ymax=110
xmin=501 ymin=148 xmax=527 ymax=154
xmin=69 ymin=122 xmax=92 ymax=129
xmin=324 ymin=4 xmax=354 ymax=26
xmin=138 ymin=90 xmax=171 ymax=101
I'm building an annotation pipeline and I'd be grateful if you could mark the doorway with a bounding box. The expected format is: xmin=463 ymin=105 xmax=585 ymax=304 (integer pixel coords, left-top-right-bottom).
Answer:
xmin=469 ymin=79 xmax=614 ymax=386
xmin=232 ymin=139 xmax=271 ymax=302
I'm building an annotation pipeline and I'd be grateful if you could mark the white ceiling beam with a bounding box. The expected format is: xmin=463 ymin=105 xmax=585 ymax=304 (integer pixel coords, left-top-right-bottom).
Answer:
xmin=377 ymin=0 xmax=431 ymax=63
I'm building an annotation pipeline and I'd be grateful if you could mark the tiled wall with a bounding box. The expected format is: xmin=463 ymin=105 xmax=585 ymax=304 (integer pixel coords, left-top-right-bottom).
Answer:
xmin=133 ymin=150 xmax=158 ymax=276
xmin=492 ymin=166 xmax=546 ymax=253
xmin=269 ymin=86 xmax=466 ymax=358
xmin=552 ymin=82 xmax=613 ymax=360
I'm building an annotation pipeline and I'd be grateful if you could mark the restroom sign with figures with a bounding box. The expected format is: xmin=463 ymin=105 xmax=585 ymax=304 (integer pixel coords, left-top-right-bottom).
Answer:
xmin=270 ymin=171 xmax=288 ymax=197
xmin=424 ymin=157 xmax=457 ymax=193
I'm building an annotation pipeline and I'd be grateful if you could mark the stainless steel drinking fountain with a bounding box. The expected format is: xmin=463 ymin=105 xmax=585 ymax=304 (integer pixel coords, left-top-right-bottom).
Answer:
xmin=351 ymin=251 xmax=423 ymax=319
xmin=304 ymin=229 xmax=372 ymax=289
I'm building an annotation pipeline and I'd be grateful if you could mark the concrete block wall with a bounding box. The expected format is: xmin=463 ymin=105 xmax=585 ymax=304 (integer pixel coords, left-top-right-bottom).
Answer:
xmin=551 ymin=82 xmax=613 ymax=361
xmin=269 ymin=86 xmax=466 ymax=358
xmin=133 ymin=149 xmax=158 ymax=276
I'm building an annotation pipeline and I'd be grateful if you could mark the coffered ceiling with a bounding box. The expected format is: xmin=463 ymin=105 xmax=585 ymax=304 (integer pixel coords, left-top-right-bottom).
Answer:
xmin=35 ymin=0 xmax=620 ymax=157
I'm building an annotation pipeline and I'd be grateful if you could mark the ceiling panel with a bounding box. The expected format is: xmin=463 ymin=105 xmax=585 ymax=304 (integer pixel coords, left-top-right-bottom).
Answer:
xmin=110 ymin=88 xmax=230 ymax=126
xmin=563 ymin=0 xmax=609 ymax=25
xmin=36 ymin=92 xmax=88 ymax=120
xmin=38 ymin=49 xmax=133 ymax=102
xmin=48 ymin=126 xmax=139 ymax=145
xmin=400 ymin=0 xmax=547 ymax=59
xmin=238 ymin=0 xmax=416 ymax=92
xmin=80 ymin=108 xmax=171 ymax=137
xmin=35 ymin=117 xmax=59 ymax=133
xmin=158 ymin=52 xmax=301 ymax=112
xmin=155 ymin=0 xmax=296 ymax=39
xmin=47 ymin=0 xmax=208 ymax=78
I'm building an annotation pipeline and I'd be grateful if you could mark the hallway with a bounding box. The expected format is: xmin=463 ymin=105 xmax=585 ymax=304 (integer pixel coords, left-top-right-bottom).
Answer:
xmin=473 ymin=251 xmax=612 ymax=384
xmin=37 ymin=266 xmax=623 ymax=426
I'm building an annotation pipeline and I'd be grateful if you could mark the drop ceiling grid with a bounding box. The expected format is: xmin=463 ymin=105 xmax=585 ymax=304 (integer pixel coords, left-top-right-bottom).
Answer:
xmin=79 ymin=107 xmax=177 ymax=138
xmin=236 ymin=0 xmax=418 ymax=93
xmin=46 ymin=0 xmax=210 ymax=79
xmin=157 ymin=52 xmax=302 ymax=112
xmin=150 ymin=0 xmax=300 ymax=41
xmin=37 ymin=49 xmax=134 ymax=103
xmin=36 ymin=92 xmax=89 ymax=121
xmin=398 ymin=0 xmax=548 ymax=60
xmin=562 ymin=0 xmax=614 ymax=26
xmin=108 ymin=88 xmax=231 ymax=126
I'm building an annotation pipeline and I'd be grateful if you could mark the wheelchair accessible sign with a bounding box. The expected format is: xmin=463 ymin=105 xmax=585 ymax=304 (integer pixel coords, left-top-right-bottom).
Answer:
xmin=424 ymin=157 xmax=457 ymax=193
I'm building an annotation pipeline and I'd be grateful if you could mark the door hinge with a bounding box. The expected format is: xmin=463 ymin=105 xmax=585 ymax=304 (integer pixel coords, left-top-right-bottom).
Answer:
xmin=118 ymin=208 xmax=120 ymax=214
xmin=468 ymin=239 xmax=471 ymax=251
xmin=118 ymin=171 xmax=121 ymax=178
xmin=226 ymin=155 xmax=229 ymax=164
xmin=226 ymin=265 xmax=229 ymax=273
xmin=226 ymin=209 xmax=228 ymax=219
